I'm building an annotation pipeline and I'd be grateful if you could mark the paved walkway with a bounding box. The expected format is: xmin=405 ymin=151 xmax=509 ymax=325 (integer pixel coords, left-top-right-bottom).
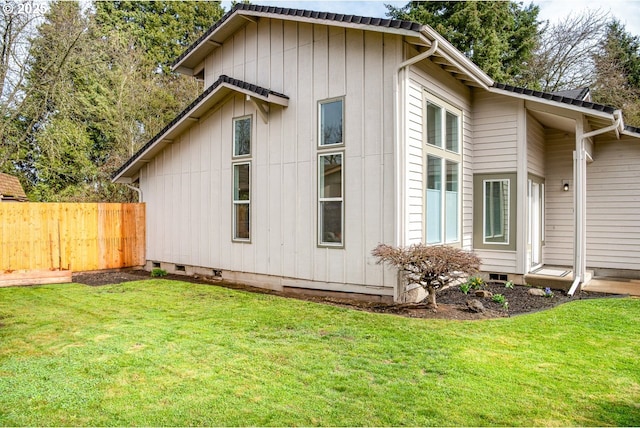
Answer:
xmin=583 ymin=278 xmax=640 ymax=296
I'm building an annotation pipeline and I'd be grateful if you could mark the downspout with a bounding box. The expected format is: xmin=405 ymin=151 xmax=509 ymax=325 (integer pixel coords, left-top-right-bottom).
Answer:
xmin=393 ymin=37 xmax=438 ymax=302
xmin=393 ymin=37 xmax=438 ymax=247
xmin=567 ymin=111 xmax=623 ymax=296
xmin=125 ymin=184 xmax=143 ymax=203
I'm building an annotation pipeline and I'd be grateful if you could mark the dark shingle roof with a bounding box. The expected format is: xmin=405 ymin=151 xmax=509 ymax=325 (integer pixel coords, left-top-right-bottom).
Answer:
xmin=625 ymin=124 xmax=640 ymax=134
xmin=113 ymin=75 xmax=288 ymax=180
xmin=173 ymin=3 xmax=422 ymax=68
xmin=493 ymin=83 xmax=616 ymax=114
xmin=551 ymin=87 xmax=590 ymax=101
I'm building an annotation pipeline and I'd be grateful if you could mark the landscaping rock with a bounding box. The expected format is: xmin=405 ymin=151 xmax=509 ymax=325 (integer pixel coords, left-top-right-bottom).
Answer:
xmin=466 ymin=299 xmax=485 ymax=313
xmin=475 ymin=289 xmax=493 ymax=298
xmin=528 ymin=288 xmax=546 ymax=296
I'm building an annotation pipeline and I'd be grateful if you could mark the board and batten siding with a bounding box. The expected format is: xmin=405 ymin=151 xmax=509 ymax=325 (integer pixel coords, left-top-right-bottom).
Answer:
xmin=471 ymin=90 xmax=521 ymax=273
xmin=141 ymin=18 xmax=403 ymax=296
xmin=586 ymin=136 xmax=640 ymax=270
xmin=404 ymin=57 xmax=473 ymax=249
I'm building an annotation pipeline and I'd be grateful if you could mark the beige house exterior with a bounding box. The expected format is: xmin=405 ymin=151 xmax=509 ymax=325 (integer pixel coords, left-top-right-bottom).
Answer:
xmin=114 ymin=4 xmax=640 ymax=301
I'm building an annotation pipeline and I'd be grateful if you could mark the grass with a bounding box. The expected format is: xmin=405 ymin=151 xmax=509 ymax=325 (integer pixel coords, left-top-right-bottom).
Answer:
xmin=0 ymin=280 xmax=638 ymax=426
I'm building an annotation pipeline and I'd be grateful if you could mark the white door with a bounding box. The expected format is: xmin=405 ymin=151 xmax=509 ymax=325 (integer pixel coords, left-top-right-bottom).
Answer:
xmin=528 ymin=180 xmax=543 ymax=271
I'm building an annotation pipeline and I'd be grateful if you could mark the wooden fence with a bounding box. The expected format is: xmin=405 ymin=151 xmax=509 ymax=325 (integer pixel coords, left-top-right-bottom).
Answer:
xmin=0 ymin=203 xmax=145 ymax=272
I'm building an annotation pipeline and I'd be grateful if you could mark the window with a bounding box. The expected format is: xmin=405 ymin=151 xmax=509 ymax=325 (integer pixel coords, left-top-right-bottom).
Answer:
xmin=233 ymin=162 xmax=250 ymax=241
xmin=233 ymin=116 xmax=251 ymax=157
xmin=424 ymin=93 xmax=461 ymax=245
xmin=473 ymin=173 xmax=516 ymax=251
xmin=319 ymin=99 xmax=343 ymax=147
xmin=484 ymin=179 xmax=510 ymax=244
xmin=232 ymin=115 xmax=251 ymax=241
xmin=446 ymin=111 xmax=459 ymax=152
xmin=445 ymin=160 xmax=459 ymax=242
xmin=426 ymin=155 xmax=442 ymax=244
xmin=426 ymin=102 xmax=442 ymax=147
xmin=318 ymin=153 xmax=343 ymax=246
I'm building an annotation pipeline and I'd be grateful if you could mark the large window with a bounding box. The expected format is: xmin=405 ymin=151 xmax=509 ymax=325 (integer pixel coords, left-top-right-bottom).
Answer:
xmin=318 ymin=97 xmax=345 ymax=246
xmin=424 ymin=94 xmax=461 ymax=245
xmin=319 ymin=98 xmax=343 ymax=147
xmin=484 ymin=179 xmax=510 ymax=244
xmin=318 ymin=152 xmax=343 ymax=246
xmin=232 ymin=115 xmax=252 ymax=242
xmin=233 ymin=162 xmax=251 ymax=241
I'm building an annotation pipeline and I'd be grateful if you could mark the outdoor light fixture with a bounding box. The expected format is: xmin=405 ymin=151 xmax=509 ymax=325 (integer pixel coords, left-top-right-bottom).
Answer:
xmin=562 ymin=180 xmax=570 ymax=192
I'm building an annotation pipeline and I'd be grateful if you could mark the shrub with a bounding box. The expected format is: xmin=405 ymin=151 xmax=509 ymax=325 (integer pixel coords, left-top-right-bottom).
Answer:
xmin=492 ymin=293 xmax=506 ymax=304
xmin=492 ymin=293 xmax=509 ymax=310
xmin=372 ymin=243 xmax=481 ymax=310
xmin=151 ymin=268 xmax=168 ymax=277
xmin=466 ymin=276 xmax=485 ymax=290
xmin=460 ymin=283 xmax=472 ymax=294
xmin=505 ymin=280 xmax=514 ymax=289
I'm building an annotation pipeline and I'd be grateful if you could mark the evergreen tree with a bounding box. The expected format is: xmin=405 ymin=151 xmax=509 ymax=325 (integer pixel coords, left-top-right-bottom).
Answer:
xmin=14 ymin=1 xmax=225 ymax=201
xmin=387 ymin=1 xmax=540 ymax=83
xmin=94 ymin=1 xmax=224 ymax=74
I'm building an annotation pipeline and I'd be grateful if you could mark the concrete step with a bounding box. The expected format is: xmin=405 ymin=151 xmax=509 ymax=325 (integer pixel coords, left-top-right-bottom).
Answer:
xmin=524 ymin=268 xmax=593 ymax=291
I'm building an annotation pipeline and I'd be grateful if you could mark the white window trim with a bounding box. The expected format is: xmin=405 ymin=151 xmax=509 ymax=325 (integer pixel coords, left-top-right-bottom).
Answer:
xmin=317 ymin=151 xmax=344 ymax=247
xmin=232 ymin=115 xmax=252 ymax=159
xmin=232 ymin=161 xmax=251 ymax=242
xmin=483 ymin=178 xmax=510 ymax=245
xmin=318 ymin=97 xmax=345 ymax=148
xmin=423 ymin=91 xmax=462 ymax=246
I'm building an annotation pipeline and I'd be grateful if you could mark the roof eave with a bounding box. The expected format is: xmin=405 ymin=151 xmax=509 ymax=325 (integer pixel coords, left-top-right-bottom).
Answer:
xmin=487 ymin=86 xmax=617 ymax=121
xmin=113 ymin=78 xmax=288 ymax=183
xmin=419 ymin=27 xmax=494 ymax=89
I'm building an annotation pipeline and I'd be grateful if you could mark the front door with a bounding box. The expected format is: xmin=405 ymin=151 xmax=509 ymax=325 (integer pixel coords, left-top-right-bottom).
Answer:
xmin=528 ymin=178 xmax=544 ymax=271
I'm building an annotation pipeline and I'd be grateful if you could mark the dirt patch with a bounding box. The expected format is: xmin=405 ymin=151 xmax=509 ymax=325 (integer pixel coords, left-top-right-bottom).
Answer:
xmin=72 ymin=269 xmax=616 ymax=320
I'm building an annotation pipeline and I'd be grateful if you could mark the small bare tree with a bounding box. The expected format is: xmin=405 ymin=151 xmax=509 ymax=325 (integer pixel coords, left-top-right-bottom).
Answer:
xmin=372 ymin=243 xmax=481 ymax=310
xmin=519 ymin=9 xmax=610 ymax=92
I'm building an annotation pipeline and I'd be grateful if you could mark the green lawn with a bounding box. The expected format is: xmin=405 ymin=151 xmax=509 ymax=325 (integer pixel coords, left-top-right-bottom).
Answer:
xmin=0 ymin=280 xmax=638 ymax=426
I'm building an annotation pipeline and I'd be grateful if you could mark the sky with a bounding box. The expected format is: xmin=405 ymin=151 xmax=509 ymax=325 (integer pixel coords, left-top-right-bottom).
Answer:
xmin=220 ymin=0 xmax=640 ymax=37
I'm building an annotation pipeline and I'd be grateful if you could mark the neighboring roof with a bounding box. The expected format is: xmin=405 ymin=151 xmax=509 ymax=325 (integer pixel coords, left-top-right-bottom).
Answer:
xmin=492 ymin=83 xmax=617 ymax=115
xmin=113 ymin=75 xmax=289 ymax=182
xmin=0 ymin=172 xmax=27 ymax=201
xmin=551 ymin=88 xmax=590 ymax=101
xmin=172 ymin=3 xmax=494 ymax=89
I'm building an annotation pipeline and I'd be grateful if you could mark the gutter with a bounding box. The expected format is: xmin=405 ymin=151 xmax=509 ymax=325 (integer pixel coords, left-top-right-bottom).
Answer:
xmin=582 ymin=110 xmax=623 ymax=139
xmin=394 ymin=37 xmax=438 ymax=248
xmin=125 ymin=184 xmax=143 ymax=203
xmin=567 ymin=110 xmax=623 ymax=297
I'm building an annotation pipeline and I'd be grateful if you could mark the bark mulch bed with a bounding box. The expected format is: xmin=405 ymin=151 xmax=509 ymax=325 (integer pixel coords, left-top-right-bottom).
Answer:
xmin=72 ymin=269 xmax=618 ymax=320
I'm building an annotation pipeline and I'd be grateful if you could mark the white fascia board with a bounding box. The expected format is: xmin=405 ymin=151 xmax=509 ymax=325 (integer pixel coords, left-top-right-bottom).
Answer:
xmin=622 ymin=128 xmax=640 ymax=139
xmin=238 ymin=9 xmax=419 ymax=36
